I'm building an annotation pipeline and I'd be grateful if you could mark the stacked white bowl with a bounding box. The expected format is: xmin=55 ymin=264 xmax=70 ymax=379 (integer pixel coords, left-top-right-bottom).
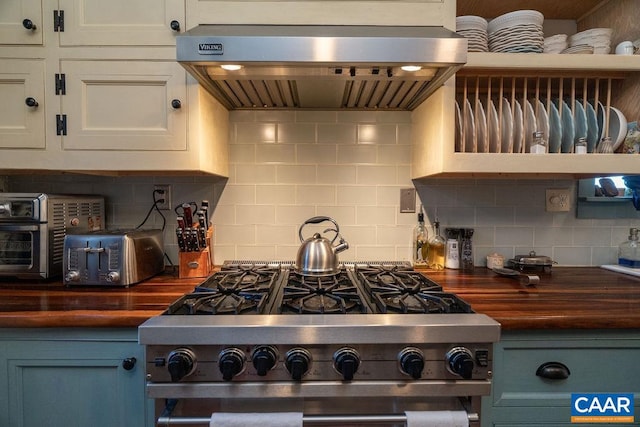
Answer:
xmin=487 ymin=10 xmax=544 ymax=53
xmin=568 ymin=28 xmax=612 ymax=54
xmin=543 ymin=34 xmax=568 ymax=53
xmin=456 ymin=15 xmax=488 ymax=52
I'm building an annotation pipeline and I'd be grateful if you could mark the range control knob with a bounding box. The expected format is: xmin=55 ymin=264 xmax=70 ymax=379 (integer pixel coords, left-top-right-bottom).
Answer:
xmin=333 ymin=347 xmax=360 ymax=381
xmin=167 ymin=348 xmax=196 ymax=382
xmin=398 ymin=347 xmax=425 ymax=379
xmin=285 ymin=348 xmax=311 ymax=381
xmin=252 ymin=345 xmax=279 ymax=376
xmin=218 ymin=347 xmax=246 ymax=381
xmin=446 ymin=347 xmax=474 ymax=380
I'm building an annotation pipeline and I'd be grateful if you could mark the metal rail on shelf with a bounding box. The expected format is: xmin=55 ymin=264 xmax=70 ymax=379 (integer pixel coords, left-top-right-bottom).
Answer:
xmin=157 ymin=412 xmax=479 ymax=426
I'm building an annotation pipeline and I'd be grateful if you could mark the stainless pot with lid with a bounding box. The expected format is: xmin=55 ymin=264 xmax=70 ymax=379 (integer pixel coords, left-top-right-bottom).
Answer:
xmin=509 ymin=251 xmax=556 ymax=272
xmin=295 ymin=216 xmax=349 ymax=276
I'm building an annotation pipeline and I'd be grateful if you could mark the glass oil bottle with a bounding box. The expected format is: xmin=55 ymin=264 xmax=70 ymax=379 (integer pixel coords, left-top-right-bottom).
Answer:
xmin=427 ymin=219 xmax=445 ymax=270
xmin=412 ymin=207 xmax=429 ymax=266
xmin=619 ymin=227 xmax=640 ymax=268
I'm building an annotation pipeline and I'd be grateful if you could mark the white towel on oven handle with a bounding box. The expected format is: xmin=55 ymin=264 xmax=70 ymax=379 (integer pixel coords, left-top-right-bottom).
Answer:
xmin=210 ymin=412 xmax=303 ymax=427
xmin=405 ymin=410 xmax=469 ymax=427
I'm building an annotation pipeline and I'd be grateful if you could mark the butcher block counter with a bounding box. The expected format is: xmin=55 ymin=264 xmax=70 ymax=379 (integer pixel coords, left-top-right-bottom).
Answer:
xmin=1 ymin=267 xmax=639 ymax=329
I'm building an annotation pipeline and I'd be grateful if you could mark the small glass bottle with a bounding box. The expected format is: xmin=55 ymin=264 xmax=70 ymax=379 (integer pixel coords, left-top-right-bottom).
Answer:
xmin=618 ymin=227 xmax=640 ymax=268
xmin=427 ymin=219 xmax=446 ymax=270
xmin=575 ymin=137 xmax=587 ymax=154
xmin=530 ymin=131 xmax=547 ymax=154
xmin=412 ymin=210 xmax=429 ymax=266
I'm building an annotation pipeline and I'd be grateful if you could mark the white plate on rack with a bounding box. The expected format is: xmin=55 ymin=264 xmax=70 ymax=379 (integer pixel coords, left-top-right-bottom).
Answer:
xmin=572 ymin=100 xmax=588 ymax=146
xmin=500 ymin=98 xmax=513 ymax=153
xmin=523 ymin=99 xmax=537 ymax=152
xmin=487 ymin=99 xmax=500 ymax=153
xmin=555 ymin=99 xmax=575 ymax=153
xmin=512 ymin=99 xmax=524 ymax=153
xmin=535 ymin=99 xmax=550 ymax=148
xmin=547 ymin=101 xmax=562 ymax=153
xmin=463 ymin=98 xmax=476 ymax=153
xmin=455 ymin=101 xmax=463 ymax=152
xmin=585 ymin=101 xmax=599 ymax=152
xmin=475 ymin=99 xmax=488 ymax=153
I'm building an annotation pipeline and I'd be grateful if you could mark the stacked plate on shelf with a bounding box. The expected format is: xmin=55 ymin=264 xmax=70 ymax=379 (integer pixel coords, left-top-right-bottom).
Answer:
xmin=487 ymin=10 xmax=544 ymax=53
xmin=543 ymin=34 xmax=568 ymax=53
xmin=568 ymin=28 xmax=612 ymax=54
xmin=456 ymin=15 xmax=489 ymax=52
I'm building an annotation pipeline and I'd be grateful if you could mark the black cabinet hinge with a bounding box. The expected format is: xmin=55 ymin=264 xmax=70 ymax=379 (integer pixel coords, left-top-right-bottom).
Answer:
xmin=55 ymin=73 xmax=66 ymax=95
xmin=53 ymin=10 xmax=64 ymax=32
xmin=56 ymin=114 xmax=67 ymax=136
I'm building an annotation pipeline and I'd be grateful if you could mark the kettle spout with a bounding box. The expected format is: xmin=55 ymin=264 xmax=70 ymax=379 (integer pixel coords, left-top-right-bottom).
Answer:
xmin=334 ymin=238 xmax=349 ymax=254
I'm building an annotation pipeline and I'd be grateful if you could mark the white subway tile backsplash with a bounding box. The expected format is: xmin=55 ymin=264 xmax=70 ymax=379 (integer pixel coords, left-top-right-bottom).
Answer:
xmin=338 ymin=145 xmax=377 ymax=164
xmin=356 ymin=165 xmax=398 ymax=185
xmin=256 ymin=143 xmax=296 ymax=163
xmin=296 ymin=185 xmax=336 ymax=205
xmin=236 ymin=123 xmax=276 ymax=143
xmin=277 ymin=165 xmax=317 ymax=184
xmin=317 ymin=165 xmax=357 ymax=184
xmin=6 ymin=112 xmax=634 ymax=267
xmin=277 ymin=123 xmax=316 ymax=143
xmin=337 ymin=186 xmax=377 ymax=205
xmin=318 ymin=123 xmax=357 ymax=143
xmin=297 ymin=144 xmax=338 ymax=164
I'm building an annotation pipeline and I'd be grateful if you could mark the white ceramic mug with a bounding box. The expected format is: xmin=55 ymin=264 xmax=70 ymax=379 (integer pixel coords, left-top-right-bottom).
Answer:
xmin=615 ymin=41 xmax=634 ymax=55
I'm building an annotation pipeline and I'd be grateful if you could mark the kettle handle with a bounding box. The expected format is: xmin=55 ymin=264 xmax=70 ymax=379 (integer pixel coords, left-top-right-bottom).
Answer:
xmin=299 ymin=216 xmax=339 ymax=243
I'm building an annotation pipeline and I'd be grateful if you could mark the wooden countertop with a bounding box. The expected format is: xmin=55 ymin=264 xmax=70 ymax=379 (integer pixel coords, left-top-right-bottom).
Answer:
xmin=1 ymin=267 xmax=639 ymax=330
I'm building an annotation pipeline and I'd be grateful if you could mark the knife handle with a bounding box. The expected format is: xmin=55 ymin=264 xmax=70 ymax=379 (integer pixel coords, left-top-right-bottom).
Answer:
xmin=182 ymin=204 xmax=193 ymax=227
xmin=176 ymin=227 xmax=186 ymax=252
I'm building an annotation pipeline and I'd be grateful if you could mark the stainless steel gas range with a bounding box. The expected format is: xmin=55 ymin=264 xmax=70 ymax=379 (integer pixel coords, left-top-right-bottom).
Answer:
xmin=139 ymin=261 xmax=500 ymax=426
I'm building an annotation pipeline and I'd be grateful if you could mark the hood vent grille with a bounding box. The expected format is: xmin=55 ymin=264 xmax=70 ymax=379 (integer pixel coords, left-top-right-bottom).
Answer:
xmin=178 ymin=25 xmax=467 ymax=111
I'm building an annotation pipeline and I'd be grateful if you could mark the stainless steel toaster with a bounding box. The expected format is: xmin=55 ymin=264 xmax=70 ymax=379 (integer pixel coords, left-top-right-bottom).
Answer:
xmin=63 ymin=229 xmax=164 ymax=287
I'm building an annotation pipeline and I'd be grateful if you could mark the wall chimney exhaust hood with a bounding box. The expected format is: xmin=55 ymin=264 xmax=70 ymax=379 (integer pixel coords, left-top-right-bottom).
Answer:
xmin=177 ymin=25 xmax=467 ymax=110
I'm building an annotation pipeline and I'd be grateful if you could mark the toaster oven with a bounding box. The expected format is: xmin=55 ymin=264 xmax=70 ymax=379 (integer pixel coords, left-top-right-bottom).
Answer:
xmin=0 ymin=193 xmax=105 ymax=279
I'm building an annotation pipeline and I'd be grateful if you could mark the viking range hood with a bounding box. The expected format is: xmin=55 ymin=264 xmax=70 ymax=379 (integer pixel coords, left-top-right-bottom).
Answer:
xmin=177 ymin=25 xmax=467 ymax=110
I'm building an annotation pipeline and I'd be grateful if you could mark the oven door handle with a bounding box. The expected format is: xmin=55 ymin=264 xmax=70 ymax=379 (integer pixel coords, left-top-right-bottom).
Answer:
xmin=157 ymin=412 xmax=479 ymax=426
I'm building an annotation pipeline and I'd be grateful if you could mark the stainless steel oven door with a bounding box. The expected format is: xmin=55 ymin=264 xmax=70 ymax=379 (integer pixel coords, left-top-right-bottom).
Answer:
xmin=0 ymin=223 xmax=49 ymax=278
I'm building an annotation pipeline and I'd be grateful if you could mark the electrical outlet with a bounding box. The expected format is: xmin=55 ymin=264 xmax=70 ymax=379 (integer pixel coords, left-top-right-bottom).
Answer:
xmin=154 ymin=184 xmax=172 ymax=210
xmin=546 ymin=188 xmax=571 ymax=212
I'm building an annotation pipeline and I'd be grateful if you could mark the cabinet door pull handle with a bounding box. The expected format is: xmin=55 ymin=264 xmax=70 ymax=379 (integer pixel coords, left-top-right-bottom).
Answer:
xmin=171 ymin=99 xmax=182 ymax=109
xmin=170 ymin=20 xmax=180 ymax=32
xmin=536 ymin=361 xmax=570 ymax=380
xmin=122 ymin=357 xmax=137 ymax=371
xmin=25 ymin=97 xmax=39 ymax=107
xmin=23 ymin=19 xmax=37 ymax=31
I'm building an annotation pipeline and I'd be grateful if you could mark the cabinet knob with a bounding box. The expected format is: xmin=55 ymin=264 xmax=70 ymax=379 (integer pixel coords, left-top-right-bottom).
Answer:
xmin=122 ymin=357 xmax=137 ymax=371
xmin=170 ymin=20 xmax=180 ymax=32
xmin=536 ymin=361 xmax=570 ymax=380
xmin=22 ymin=19 xmax=37 ymax=31
xmin=171 ymin=99 xmax=182 ymax=109
xmin=25 ymin=97 xmax=39 ymax=107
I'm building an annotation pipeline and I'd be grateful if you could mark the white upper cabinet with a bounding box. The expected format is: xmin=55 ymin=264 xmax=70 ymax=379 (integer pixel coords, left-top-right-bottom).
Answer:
xmin=57 ymin=0 xmax=184 ymax=46
xmin=0 ymin=0 xmax=43 ymax=45
xmin=0 ymin=60 xmax=46 ymax=149
xmin=60 ymin=60 xmax=187 ymax=151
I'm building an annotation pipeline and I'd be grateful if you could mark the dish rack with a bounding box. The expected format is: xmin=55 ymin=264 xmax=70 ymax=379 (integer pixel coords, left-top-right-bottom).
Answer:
xmin=455 ymin=72 xmax=628 ymax=154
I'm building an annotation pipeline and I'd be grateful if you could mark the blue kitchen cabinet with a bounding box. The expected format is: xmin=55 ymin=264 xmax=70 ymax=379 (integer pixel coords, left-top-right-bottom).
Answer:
xmin=482 ymin=330 xmax=640 ymax=426
xmin=0 ymin=328 xmax=153 ymax=427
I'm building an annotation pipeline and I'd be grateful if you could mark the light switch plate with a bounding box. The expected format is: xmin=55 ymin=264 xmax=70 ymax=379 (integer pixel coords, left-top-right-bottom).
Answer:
xmin=400 ymin=188 xmax=416 ymax=213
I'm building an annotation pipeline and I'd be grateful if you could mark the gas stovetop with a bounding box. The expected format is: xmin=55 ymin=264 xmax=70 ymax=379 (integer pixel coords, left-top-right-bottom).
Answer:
xmin=164 ymin=261 xmax=472 ymax=316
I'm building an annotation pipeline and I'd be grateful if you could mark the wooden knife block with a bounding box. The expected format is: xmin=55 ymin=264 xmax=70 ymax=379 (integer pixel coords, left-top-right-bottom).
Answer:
xmin=179 ymin=226 xmax=214 ymax=279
